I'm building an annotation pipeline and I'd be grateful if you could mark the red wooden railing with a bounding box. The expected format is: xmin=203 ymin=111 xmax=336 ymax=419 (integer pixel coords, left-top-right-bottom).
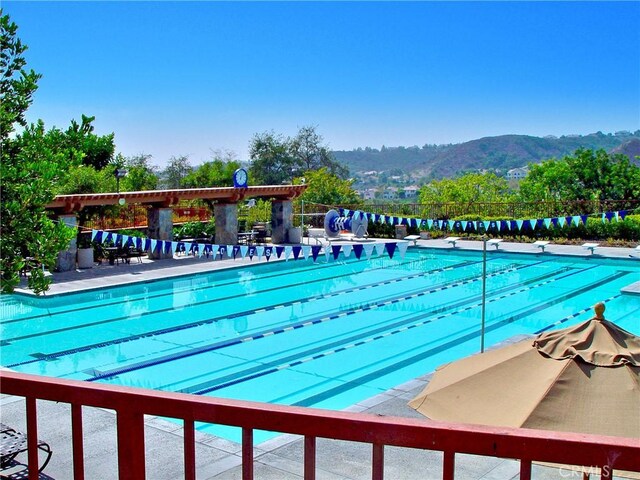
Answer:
xmin=1 ymin=371 xmax=638 ymax=480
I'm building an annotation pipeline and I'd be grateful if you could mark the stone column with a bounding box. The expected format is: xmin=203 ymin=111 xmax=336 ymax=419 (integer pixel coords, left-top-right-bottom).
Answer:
xmin=271 ymin=200 xmax=292 ymax=244
xmin=55 ymin=214 xmax=78 ymax=272
xmin=214 ymin=203 xmax=238 ymax=245
xmin=147 ymin=207 xmax=174 ymax=259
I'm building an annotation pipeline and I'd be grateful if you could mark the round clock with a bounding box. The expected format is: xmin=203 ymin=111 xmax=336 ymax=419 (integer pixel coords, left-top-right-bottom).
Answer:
xmin=233 ymin=168 xmax=248 ymax=188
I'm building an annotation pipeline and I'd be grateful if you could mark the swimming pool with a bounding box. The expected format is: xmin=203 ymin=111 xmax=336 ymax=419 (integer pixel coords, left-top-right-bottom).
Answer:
xmin=2 ymin=249 xmax=639 ymax=442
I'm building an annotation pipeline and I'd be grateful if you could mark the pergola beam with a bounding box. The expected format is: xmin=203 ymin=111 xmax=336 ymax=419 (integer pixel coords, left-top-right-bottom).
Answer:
xmin=46 ymin=185 xmax=307 ymax=213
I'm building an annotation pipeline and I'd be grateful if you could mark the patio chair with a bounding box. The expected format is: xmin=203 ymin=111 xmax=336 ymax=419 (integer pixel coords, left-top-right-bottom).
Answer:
xmin=253 ymin=223 xmax=269 ymax=244
xmin=1 ymin=423 xmax=52 ymax=474
xmin=116 ymin=245 xmax=142 ymax=264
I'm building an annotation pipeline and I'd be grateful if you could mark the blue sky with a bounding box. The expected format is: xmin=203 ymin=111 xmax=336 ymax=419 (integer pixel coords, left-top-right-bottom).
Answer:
xmin=5 ymin=1 xmax=640 ymax=167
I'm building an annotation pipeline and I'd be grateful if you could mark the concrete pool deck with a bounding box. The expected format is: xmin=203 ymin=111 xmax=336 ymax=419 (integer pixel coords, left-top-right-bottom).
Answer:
xmin=14 ymin=237 xmax=640 ymax=297
xmin=2 ymin=239 xmax=638 ymax=478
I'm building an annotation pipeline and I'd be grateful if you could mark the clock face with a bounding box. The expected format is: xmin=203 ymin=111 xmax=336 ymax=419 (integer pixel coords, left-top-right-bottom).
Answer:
xmin=234 ymin=168 xmax=247 ymax=187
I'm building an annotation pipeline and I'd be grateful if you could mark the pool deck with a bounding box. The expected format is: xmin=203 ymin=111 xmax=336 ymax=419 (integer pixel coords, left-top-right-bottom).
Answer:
xmin=2 ymin=239 xmax=638 ymax=478
xmin=14 ymin=237 xmax=640 ymax=297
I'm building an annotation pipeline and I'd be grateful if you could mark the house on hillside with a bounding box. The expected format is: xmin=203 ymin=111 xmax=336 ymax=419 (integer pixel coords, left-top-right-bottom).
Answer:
xmin=506 ymin=167 xmax=529 ymax=180
xmin=359 ymin=188 xmax=377 ymax=200
xmin=403 ymin=186 xmax=420 ymax=198
xmin=383 ymin=187 xmax=398 ymax=199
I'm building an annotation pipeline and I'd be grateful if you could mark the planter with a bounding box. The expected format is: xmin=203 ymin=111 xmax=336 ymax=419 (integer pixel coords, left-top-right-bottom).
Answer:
xmin=77 ymin=248 xmax=94 ymax=269
xmin=288 ymin=227 xmax=302 ymax=244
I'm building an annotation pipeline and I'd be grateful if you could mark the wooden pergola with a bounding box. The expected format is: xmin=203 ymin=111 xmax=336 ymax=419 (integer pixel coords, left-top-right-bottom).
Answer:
xmin=46 ymin=185 xmax=307 ymax=214
xmin=47 ymin=185 xmax=308 ymax=270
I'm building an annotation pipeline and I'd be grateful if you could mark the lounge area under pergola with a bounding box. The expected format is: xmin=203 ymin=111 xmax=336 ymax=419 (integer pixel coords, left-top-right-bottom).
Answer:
xmin=46 ymin=185 xmax=307 ymax=271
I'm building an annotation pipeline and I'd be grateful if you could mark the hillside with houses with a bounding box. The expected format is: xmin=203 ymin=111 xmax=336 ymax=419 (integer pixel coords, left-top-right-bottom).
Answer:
xmin=335 ymin=131 xmax=640 ymax=200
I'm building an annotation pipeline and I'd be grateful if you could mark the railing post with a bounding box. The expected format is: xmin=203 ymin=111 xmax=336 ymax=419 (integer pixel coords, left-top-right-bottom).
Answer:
xmin=184 ymin=419 xmax=196 ymax=480
xmin=242 ymin=427 xmax=253 ymax=480
xmin=304 ymin=436 xmax=316 ymax=480
xmin=71 ymin=403 xmax=85 ymax=480
xmin=442 ymin=450 xmax=455 ymax=480
xmin=26 ymin=397 xmax=38 ymax=480
xmin=519 ymin=458 xmax=532 ymax=480
xmin=372 ymin=443 xmax=384 ymax=480
xmin=116 ymin=410 xmax=146 ymax=480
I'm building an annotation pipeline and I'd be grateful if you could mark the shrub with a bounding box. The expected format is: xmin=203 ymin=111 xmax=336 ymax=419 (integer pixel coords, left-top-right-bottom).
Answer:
xmin=172 ymin=220 xmax=215 ymax=240
xmin=418 ymin=214 xmax=640 ymax=242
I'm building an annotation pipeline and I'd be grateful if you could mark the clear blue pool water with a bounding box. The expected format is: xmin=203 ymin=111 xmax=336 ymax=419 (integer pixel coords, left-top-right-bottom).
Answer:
xmin=2 ymin=249 xmax=639 ymax=442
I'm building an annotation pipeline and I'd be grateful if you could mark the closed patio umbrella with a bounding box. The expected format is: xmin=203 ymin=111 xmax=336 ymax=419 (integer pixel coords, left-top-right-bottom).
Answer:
xmin=409 ymin=303 xmax=640 ymax=439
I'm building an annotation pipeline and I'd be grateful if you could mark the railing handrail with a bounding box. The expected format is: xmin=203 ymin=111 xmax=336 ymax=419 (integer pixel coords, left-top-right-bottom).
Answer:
xmin=1 ymin=370 xmax=639 ymax=479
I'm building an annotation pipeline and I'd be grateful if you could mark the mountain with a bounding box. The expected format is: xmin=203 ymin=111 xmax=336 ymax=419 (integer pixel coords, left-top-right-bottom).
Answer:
xmin=333 ymin=131 xmax=640 ymax=180
xmin=612 ymin=138 xmax=640 ymax=166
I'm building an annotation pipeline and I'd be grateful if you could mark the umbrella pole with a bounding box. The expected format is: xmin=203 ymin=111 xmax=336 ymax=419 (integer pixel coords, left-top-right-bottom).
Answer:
xmin=481 ymin=236 xmax=487 ymax=353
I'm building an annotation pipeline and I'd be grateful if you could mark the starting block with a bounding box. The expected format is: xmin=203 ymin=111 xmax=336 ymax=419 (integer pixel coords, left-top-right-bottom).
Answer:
xmin=487 ymin=238 xmax=503 ymax=250
xmin=582 ymin=242 xmax=599 ymax=255
xmin=533 ymin=240 xmax=550 ymax=253
xmin=404 ymin=235 xmax=421 ymax=246
xmin=445 ymin=237 xmax=461 ymax=248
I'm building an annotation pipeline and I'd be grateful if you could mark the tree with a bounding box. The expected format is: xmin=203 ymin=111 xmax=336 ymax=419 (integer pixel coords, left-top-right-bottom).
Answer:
xmin=65 ymin=114 xmax=115 ymax=169
xmin=0 ymin=10 xmax=41 ymax=139
xmin=249 ymin=126 xmax=349 ymax=185
xmin=1 ymin=121 xmax=78 ymax=294
xmin=249 ymin=131 xmax=295 ymax=185
xmin=161 ymin=155 xmax=192 ymax=189
xmin=0 ymin=12 xmax=78 ymax=293
xmin=183 ymin=151 xmax=240 ymax=188
xmin=517 ymin=159 xmax=575 ymax=202
xmin=122 ymin=153 xmax=159 ymax=191
xmin=298 ymin=168 xmax=361 ymax=207
xmin=519 ymin=149 xmax=640 ymax=203
xmin=290 ymin=125 xmax=348 ymax=178
xmin=418 ymin=172 xmax=513 ymax=205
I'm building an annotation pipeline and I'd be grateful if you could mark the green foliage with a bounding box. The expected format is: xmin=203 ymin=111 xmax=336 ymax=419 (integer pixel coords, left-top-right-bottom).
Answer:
xmin=0 ymin=10 xmax=41 ymax=139
xmin=173 ymin=220 xmax=215 ymax=241
xmin=183 ymin=157 xmax=240 ymax=188
xmin=420 ymin=214 xmax=640 ymax=242
xmin=418 ymin=172 xmax=514 ymax=214
xmin=365 ymin=221 xmax=418 ymax=239
xmin=366 ymin=221 xmax=396 ymax=238
xmin=246 ymin=199 xmax=272 ymax=227
xmin=249 ymin=131 xmax=295 ymax=185
xmin=298 ymin=168 xmax=361 ymax=207
xmin=57 ymin=164 xmax=116 ymax=195
xmin=519 ymin=149 xmax=640 ymax=203
xmin=118 ymin=228 xmax=145 ymax=238
xmin=161 ymin=155 xmax=193 ymax=189
xmin=76 ymin=233 xmax=93 ymax=248
xmin=249 ymin=126 xmax=348 ymax=185
xmin=0 ymin=12 xmax=117 ymax=293
xmin=1 ymin=121 xmax=77 ymax=293
xmin=56 ymin=164 xmax=120 ymax=237
xmin=121 ymin=153 xmax=159 ymax=191
xmin=64 ymin=114 xmax=115 ymax=169
xmin=291 ymin=125 xmax=348 ymax=178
